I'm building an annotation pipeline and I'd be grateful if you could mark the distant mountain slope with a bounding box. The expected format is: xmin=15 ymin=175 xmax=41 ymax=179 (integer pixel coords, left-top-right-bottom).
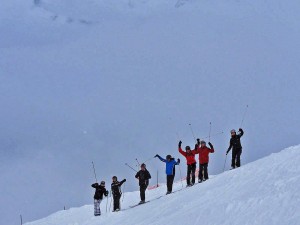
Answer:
xmin=25 ymin=145 xmax=300 ymax=225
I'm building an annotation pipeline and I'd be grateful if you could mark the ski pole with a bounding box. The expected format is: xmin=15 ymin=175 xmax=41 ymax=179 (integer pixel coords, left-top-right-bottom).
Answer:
xmin=125 ymin=163 xmax=138 ymax=172
xmin=157 ymin=170 xmax=159 ymax=188
xmin=188 ymin=123 xmax=196 ymax=142
xmin=122 ymin=183 xmax=125 ymax=202
xmin=240 ymin=105 xmax=249 ymax=127
xmin=143 ymin=156 xmax=155 ymax=164
xmin=178 ymin=164 xmax=184 ymax=189
xmin=208 ymin=122 xmax=212 ymax=142
xmin=223 ymin=155 xmax=228 ymax=172
xmin=106 ymin=194 xmax=109 ymax=213
xmin=20 ymin=215 xmax=23 ymax=225
xmin=92 ymin=161 xmax=97 ymax=183
xmin=109 ymin=190 xmax=112 ymax=212
xmin=135 ymin=158 xmax=141 ymax=166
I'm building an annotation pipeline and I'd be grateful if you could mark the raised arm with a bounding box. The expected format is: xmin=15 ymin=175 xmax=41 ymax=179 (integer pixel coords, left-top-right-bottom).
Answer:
xmin=155 ymin=154 xmax=167 ymax=163
xmin=119 ymin=179 xmax=126 ymax=186
xmin=208 ymin=142 xmax=215 ymax=153
xmin=91 ymin=183 xmax=98 ymax=188
xmin=238 ymin=128 xmax=244 ymax=137
xmin=178 ymin=141 xmax=186 ymax=156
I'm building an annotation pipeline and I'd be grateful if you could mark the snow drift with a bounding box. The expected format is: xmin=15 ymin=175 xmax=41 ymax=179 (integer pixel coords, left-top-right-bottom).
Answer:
xmin=25 ymin=145 xmax=300 ymax=225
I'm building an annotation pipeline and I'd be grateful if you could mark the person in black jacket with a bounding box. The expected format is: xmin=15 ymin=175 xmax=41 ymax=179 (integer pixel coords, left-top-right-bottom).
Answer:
xmin=135 ymin=163 xmax=151 ymax=204
xmin=91 ymin=181 xmax=108 ymax=216
xmin=226 ymin=128 xmax=244 ymax=169
xmin=111 ymin=176 xmax=126 ymax=212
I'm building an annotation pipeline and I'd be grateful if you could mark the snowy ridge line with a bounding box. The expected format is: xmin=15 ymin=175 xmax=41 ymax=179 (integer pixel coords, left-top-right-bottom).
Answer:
xmin=33 ymin=0 xmax=96 ymax=25
xmin=32 ymin=0 xmax=192 ymax=24
xmin=24 ymin=146 xmax=300 ymax=225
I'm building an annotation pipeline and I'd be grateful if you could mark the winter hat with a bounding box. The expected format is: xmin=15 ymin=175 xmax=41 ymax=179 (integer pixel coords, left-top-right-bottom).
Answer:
xmin=112 ymin=176 xmax=117 ymax=180
xmin=185 ymin=146 xmax=191 ymax=151
xmin=141 ymin=163 xmax=146 ymax=168
xmin=100 ymin=181 xmax=105 ymax=186
xmin=230 ymin=129 xmax=236 ymax=133
xmin=200 ymin=140 xmax=206 ymax=145
xmin=166 ymin=155 xmax=172 ymax=160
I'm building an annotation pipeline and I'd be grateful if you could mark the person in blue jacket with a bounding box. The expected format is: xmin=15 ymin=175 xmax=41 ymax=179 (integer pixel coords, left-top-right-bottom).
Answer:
xmin=155 ymin=154 xmax=180 ymax=194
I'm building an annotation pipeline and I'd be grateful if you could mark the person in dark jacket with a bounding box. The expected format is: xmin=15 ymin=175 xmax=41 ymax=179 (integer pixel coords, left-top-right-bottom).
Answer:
xmin=195 ymin=139 xmax=215 ymax=183
xmin=111 ymin=176 xmax=126 ymax=212
xmin=91 ymin=181 xmax=108 ymax=216
xmin=155 ymin=154 xmax=180 ymax=194
xmin=135 ymin=163 xmax=151 ymax=204
xmin=226 ymin=128 xmax=244 ymax=169
xmin=178 ymin=141 xmax=197 ymax=186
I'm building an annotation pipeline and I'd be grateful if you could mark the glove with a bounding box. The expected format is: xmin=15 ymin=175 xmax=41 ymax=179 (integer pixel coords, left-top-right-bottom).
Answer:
xmin=105 ymin=190 xmax=109 ymax=196
xmin=177 ymin=158 xmax=180 ymax=163
xmin=239 ymin=128 xmax=243 ymax=132
xmin=178 ymin=141 xmax=182 ymax=147
xmin=123 ymin=179 xmax=126 ymax=182
xmin=226 ymin=150 xmax=229 ymax=155
xmin=208 ymin=142 xmax=213 ymax=148
xmin=154 ymin=154 xmax=159 ymax=158
xmin=197 ymin=138 xmax=200 ymax=145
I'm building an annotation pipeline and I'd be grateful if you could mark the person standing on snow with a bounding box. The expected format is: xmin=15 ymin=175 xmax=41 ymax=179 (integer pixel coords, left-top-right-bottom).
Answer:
xmin=135 ymin=163 xmax=151 ymax=204
xmin=195 ymin=139 xmax=215 ymax=183
xmin=226 ymin=128 xmax=244 ymax=169
xmin=155 ymin=154 xmax=180 ymax=194
xmin=91 ymin=181 xmax=109 ymax=216
xmin=111 ymin=176 xmax=126 ymax=212
xmin=178 ymin=141 xmax=197 ymax=186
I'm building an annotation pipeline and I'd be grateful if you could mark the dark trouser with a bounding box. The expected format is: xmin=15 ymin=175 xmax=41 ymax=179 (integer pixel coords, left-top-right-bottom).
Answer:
xmin=94 ymin=199 xmax=101 ymax=216
xmin=199 ymin=163 xmax=209 ymax=181
xmin=232 ymin=148 xmax=242 ymax=168
xmin=167 ymin=175 xmax=175 ymax=192
xmin=140 ymin=185 xmax=147 ymax=201
xmin=187 ymin=163 xmax=196 ymax=185
xmin=113 ymin=195 xmax=121 ymax=211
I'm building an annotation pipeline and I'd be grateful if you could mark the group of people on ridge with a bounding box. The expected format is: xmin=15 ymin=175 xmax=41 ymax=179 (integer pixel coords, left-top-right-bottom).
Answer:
xmin=91 ymin=128 xmax=244 ymax=216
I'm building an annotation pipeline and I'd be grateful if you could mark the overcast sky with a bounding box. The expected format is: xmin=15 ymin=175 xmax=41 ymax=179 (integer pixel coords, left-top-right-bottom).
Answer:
xmin=1 ymin=1 xmax=300 ymax=224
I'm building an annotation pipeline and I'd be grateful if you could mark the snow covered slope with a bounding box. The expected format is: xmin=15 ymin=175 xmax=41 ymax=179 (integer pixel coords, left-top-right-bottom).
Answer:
xmin=2 ymin=1 xmax=300 ymax=225
xmin=25 ymin=145 xmax=300 ymax=225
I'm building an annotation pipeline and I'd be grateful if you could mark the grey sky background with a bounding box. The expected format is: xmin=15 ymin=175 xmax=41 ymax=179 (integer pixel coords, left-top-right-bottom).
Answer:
xmin=1 ymin=0 xmax=300 ymax=224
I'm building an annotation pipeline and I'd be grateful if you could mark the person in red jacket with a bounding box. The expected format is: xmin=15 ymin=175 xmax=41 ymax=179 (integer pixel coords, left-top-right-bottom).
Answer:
xmin=195 ymin=139 xmax=215 ymax=183
xmin=178 ymin=141 xmax=197 ymax=186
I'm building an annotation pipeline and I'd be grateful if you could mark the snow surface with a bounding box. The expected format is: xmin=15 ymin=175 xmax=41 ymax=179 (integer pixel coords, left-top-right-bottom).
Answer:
xmin=25 ymin=145 xmax=300 ymax=225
